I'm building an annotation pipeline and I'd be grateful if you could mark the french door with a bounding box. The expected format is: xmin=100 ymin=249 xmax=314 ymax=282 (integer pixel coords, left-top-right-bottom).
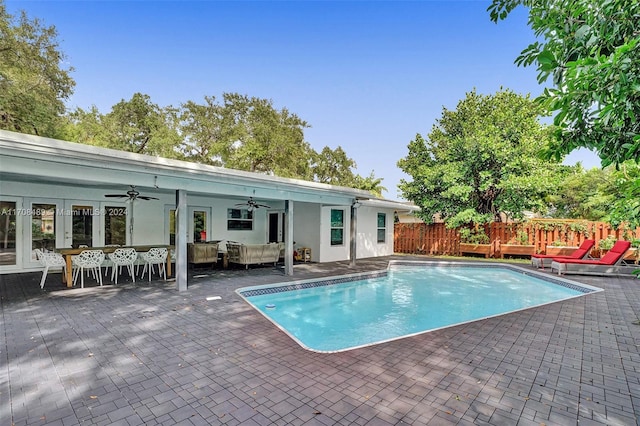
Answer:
xmin=25 ymin=199 xmax=63 ymax=269
xmin=63 ymin=201 xmax=101 ymax=249
xmin=165 ymin=206 xmax=211 ymax=244
xmin=0 ymin=197 xmax=22 ymax=271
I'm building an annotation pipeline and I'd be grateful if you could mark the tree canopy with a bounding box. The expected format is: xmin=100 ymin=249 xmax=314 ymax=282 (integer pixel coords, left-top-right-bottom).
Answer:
xmin=0 ymin=2 xmax=75 ymax=137
xmin=489 ymin=0 xmax=640 ymax=229
xmin=488 ymin=0 xmax=640 ymax=167
xmin=546 ymin=164 xmax=616 ymax=221
xmin=398 ymin=89 xmax=563 ymax=227
xmin=182 ymin=94 xmax=314 ymax=179
xmin=67 ymin=93 xmax=182 ymax=158
xmin=66 ymin=92 xmax=386 ymax=196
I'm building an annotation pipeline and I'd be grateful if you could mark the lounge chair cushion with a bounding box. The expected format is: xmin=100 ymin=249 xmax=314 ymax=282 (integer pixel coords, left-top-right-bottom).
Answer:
xmin=552 ymin=240 xmax=631 ymax=266
xmin=531 ymin=240 xmax=595 ymax=260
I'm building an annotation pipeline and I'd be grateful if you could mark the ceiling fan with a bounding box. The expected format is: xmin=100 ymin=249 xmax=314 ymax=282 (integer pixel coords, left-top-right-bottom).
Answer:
xmin=104 ymin=185 xmax=159 ymax=201
xmin=234 ymin=197 xmax=271 ymax=211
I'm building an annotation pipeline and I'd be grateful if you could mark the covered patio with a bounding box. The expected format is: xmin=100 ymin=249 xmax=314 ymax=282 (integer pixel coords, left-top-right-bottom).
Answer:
xmin=1 ymin=130 xmax=416 ymax=290
xmin=1 ymin=256 xmax=638 ymax=425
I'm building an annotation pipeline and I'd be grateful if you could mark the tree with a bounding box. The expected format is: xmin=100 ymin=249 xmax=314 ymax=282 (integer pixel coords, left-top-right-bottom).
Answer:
xmin=607 ymin=161 xmax=640 ymax=229
xmin=178 ymin=95 xmax=235 ymax=166
xmin=70 ymin=90 xmax=385 ymax=195
xmin=0 ymin=2 xmax=75 ymax=137
xmin=489 ymin=0 xmax=640 ymax=231
xmin=488 ymin=0 xmax=639 ymax=167
xmin=179 ymin=93 xmax=313 ymax=179
xmin=352 ymin=172 xmax=386 ymax=198
xmin=546 ymin=164 xmax=616 ymax=221
xmin=398 ymin=89 xmax=563 ymax=228
xmin=309 ymin=146 xmax=386 ymax=196
xmin=67 ymin=93 xmax=182 ymax=158
xmin=311 ymin=146 xmax=357 ymax=186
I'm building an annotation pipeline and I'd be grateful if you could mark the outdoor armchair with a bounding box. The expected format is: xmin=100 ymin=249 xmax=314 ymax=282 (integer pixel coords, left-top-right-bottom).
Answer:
xmin=72 ymin=250 xmax=106 ymax=288
xmin=140 ymin=247 xmax=168 ymax=281
xmin=108 ymin=248 xmax=137 ymax=284
xmin=34 ymin=249 xmax=67 ymax=289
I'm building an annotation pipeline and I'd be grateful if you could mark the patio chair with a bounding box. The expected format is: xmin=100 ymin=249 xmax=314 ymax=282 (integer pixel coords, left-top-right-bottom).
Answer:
xmin=108 ymin=248 xmax=137 ymax=284
xmin=550 ymin=240 xmax=632 ymax=276
xmin=72 ymin=250 xmax=106 ymax=288
xmin=140 ymin=247 xmax=168 ymax=281
xmin=531 ymin=239 xmax=595 ymax=269
xmin=34 ymin=249 xmax=67 ymax=289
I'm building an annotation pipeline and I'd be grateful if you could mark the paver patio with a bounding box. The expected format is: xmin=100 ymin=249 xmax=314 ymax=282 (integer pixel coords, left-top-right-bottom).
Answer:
xmin=1 ymin=256 xmax=639 ymax=425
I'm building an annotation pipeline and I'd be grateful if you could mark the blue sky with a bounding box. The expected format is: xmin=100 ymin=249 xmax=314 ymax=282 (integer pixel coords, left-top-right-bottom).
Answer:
xmin=7 ymin=0 xmax=600 ymax=200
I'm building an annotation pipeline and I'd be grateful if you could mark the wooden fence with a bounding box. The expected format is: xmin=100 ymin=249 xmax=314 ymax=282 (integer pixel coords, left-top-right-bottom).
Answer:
xmin=394 ymin=219 xmax=640 ymax=257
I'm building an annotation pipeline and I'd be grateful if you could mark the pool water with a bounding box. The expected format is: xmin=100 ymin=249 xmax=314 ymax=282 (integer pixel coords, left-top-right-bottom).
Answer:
xmin=238 ymin=263 xmax=601 ymax=352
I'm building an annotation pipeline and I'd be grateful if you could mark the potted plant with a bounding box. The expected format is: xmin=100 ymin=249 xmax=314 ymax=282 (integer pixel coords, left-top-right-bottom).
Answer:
xmin=624 ymin=238 xmax=639 ymax=264
xmin=597 ymin=235 xmax=617 ymax=257
xmin=545 ymin=239 xmax=579 ymax=257
xmin=499 ymin=229 xmax=536 ymax=258
xmin=458 ymin=227 xmax=493 ymax=258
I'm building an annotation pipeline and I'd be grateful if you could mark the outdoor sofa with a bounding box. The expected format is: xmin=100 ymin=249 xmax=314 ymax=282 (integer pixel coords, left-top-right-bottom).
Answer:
xmin=226 ymin=242 xmax=281 ymax=269
xmin=550 ymin=240 xmax=633 ymax=276
xmin=531 ymin=239 xmax=595 ymax=269
xmin=187 ymin=242 xmax=219 ymax=266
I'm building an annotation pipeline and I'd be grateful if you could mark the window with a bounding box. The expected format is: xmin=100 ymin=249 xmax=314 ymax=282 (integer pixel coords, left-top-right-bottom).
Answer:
xmin=330 ymin=209 xmax=344 ymax=246
xmin=193 ymin=210 xmax=207 ymax=241
xmin=31 ymin=204 xmax=57 ymax=256
xmin=377 ymin=213 xmax=386 ymax=243
xmin=105 ymin=206 xmax=127 ymax=246
xmin=227 ymin=208 xmax=253 ymax=230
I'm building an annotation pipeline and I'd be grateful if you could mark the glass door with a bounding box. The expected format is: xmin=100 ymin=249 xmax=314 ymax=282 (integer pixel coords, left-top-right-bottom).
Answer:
xmin=26 ymin=200 xmax=63 ymax=268
xmin=189 ymin=207 xmax=210 ymax=243
xmin=63 ymin=201 xmax=101 ymax=248
xmin=165 ymin=206 xmax=211 ymax=244
xmin=0 ymin=198 xmax=21 ymax=270
xmin=101 ymin=203 xmax=128 ymax=246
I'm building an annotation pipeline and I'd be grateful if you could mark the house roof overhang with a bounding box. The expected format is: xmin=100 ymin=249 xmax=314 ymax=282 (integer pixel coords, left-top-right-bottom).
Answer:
xmin=0 ymin=130 xmax=418 ymax=211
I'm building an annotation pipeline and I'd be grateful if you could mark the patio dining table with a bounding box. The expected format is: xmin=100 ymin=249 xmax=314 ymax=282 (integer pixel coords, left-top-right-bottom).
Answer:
xmin=56 ymin=245 xmax=173 ymax=288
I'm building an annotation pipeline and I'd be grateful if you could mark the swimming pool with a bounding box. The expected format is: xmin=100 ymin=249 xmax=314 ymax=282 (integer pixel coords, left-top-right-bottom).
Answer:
xmin=237 ymin=261 xmax=602 ymax=352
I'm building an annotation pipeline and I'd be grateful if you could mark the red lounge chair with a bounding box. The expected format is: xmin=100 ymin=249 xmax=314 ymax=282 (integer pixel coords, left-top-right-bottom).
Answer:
xmin=550 ymin=240 xmax=633 ymax=276
xmin=531 ymin=239 xmax=595 ymax=269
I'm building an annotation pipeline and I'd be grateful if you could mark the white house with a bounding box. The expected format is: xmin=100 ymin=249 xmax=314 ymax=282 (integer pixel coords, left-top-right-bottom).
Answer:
xmin=0 ymin=130 xmax=418 ymax=290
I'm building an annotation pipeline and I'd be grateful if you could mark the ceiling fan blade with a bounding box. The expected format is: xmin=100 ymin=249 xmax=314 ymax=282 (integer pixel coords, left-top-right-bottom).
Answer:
xmin=256 ymin=204 xmax=271 ymax=209
xmin=104 ymin=194 xmax=128 ymax=198
xmin=137 ymin=196 xmax=159 ymax=200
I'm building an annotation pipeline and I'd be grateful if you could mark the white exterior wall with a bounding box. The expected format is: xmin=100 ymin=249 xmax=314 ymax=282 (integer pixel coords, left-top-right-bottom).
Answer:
xmin=0 ymin=181 xmax=399 ymax=273
xmin=319 ymin=205 xmax=351 ymax=263
xmin=292 ymin=202 xmax=321 ymax=262
xmin=355 ymin=206 xmax=395 ymax=259
xmin=0 ymin=180 xmax=290 ymax=273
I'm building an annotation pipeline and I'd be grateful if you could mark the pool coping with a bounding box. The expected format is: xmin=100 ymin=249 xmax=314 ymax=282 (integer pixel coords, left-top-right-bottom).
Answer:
xmin=235 ymin=260 xmax=604 ymax=353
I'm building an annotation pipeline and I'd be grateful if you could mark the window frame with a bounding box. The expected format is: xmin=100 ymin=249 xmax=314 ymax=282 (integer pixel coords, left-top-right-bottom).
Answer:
xmin=377 ymin=212 xmax=386 ymax=243
xmin=330 ymin=209 xmax=344 ymax=246
xmin=227 ymin=208 xmax=254 ymax=231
